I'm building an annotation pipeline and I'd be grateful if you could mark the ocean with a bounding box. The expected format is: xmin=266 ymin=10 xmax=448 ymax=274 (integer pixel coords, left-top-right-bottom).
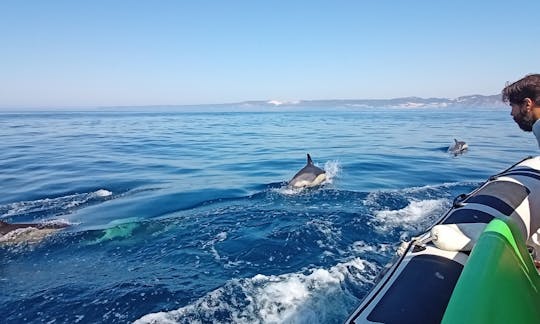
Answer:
xmin=0 ymin=106 xmax=535 ymax=323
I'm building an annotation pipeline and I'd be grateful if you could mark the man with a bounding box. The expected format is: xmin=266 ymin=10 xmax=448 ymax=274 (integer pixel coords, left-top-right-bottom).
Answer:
xmin=503 ymin=74 xmax=540 ymax=268
xmin=502 ymin=74 xmax=540 ymax=147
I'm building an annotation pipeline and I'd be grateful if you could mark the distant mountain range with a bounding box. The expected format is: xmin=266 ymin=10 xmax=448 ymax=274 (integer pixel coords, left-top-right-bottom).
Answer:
xmin=236 ymin=94 xmax=506 ymax=109
xmin=77 ymin=94 xmax=507 ymax=112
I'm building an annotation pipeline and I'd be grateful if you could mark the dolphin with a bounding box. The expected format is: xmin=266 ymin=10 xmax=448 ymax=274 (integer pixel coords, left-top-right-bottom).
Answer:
xmin=448 ymin=139 xmax=468 ymax=155
xmin=288 ymin=154 xmax=327 ymax=188
xmin=0 ymin=220 xmax=69 ymax=245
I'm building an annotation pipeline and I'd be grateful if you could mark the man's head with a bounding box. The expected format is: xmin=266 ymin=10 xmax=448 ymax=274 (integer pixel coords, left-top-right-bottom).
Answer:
xmin=502 ymin=74 xmax=540 ymax=132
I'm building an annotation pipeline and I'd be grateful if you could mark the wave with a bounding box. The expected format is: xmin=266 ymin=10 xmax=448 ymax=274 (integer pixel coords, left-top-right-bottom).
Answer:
xmin=0 ymin=189 xmax=113 ymax=221
xmin=358 ymin=181 xmax=479 ymax=241
xmin=134 ymin=258 xmax=379 ymax=324
xmin=0 ymin=179 xmax=475 ymax=249
xmin=370 ymin=199 xmax=449 ymax=234
xmin=130 ymin=179 xmax=476 ymax=234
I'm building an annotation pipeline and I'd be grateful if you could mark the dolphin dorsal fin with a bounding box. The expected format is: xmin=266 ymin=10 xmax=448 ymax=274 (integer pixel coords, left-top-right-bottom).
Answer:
xmin=307 ymin=154 xmax=313 ymax=165
xmin=454 ymin=138 xmax=458 ymax=144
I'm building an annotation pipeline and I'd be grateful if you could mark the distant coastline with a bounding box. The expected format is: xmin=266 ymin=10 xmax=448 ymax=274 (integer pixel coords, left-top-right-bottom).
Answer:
xmin=0 ymin=94 xmax=507 ymax=112
xmin=98 ymin=94 xmax=507 ymax=112
xmin=235 ymin=94 xmax=506 ymax=109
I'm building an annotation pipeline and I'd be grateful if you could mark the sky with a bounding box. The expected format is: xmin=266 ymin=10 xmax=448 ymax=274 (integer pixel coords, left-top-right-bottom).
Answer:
xmin=1 ymin=0 xmax=539 ymax=108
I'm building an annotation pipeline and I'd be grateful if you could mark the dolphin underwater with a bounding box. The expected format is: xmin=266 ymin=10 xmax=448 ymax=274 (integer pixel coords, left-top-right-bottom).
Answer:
xmin=448 ymin=139 xmax=468 ymax=155
xmin=0 ymin=220 xmax=69 ymax=245
xmin=288 ymin=154 xmax=327 ymax=188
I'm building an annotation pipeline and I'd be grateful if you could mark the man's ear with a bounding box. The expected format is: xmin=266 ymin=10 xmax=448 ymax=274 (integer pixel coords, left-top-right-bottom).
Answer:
xmin=524 ymin=97 xmax=534 ymax=110
xmin=526 ymin=98 xmax=540 ymax=119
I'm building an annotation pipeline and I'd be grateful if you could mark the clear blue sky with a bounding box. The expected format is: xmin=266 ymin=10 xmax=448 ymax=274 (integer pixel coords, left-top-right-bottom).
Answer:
xmin=1 ymin=0 xmax=539 ymax=108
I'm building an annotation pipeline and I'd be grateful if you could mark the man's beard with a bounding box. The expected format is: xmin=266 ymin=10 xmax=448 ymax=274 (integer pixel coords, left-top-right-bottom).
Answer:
xmin=514 ymin=111 xmax=535 ymax=132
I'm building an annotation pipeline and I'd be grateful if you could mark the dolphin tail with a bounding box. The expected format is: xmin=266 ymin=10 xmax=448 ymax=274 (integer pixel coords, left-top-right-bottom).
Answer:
xmin=307 ymin=154 xmax=313 ymax=165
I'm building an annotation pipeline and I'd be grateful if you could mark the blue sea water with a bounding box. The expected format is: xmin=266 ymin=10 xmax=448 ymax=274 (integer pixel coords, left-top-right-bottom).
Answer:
xmin=0 ymin=106 xmax=536 ymax=323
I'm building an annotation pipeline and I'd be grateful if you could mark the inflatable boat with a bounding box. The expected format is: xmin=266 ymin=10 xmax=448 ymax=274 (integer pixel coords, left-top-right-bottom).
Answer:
xmin=347 ymin=156 xmax=540 ymax=324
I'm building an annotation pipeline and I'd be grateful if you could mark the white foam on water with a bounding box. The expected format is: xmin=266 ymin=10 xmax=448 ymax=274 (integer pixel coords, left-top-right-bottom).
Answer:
xmin=370 ymin=199 xmax=447 ymax=233
xmin=0 ymin=189 xmax=113 ymax=218
xmin=322 ymin=160 xmax=341 ymax=185
xmin=397 ymin=181 xmax=478 ymax=194
xmin=307 ymin=219 xmax=343 ymax=253
xmin=349 ymin=240 xmax=392 ymax=255
xmin=215 ymin=231 xmax=228 ymax=241
xmin=202 ymin=231 xmax=229 ymax=261
xmin=134 ymin=258 xmax=378 ymax=324
xmin=93 ymin=189 xmax=113 ymax=197
xmin=364 ymin=181 xmax=477 ymax=207
xmin=274 ymin=186 xmax=304 ymax=196
xmin=307 ymin=219 xmax=339 ymax=238
xmin=42 ymin=218 xmax=76 ymax=226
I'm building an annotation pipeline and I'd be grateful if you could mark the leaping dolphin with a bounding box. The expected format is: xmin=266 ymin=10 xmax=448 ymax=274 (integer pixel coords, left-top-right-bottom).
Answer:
xmin=288 ymin=154 xmax=327 ymax=188
xmin=448 ymin=139 xmax=468 ymax=155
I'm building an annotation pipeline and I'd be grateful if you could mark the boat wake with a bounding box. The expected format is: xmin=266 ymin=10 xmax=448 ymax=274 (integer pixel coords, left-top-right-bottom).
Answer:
xmin=134 ymin=257 xmax=379 ymax=324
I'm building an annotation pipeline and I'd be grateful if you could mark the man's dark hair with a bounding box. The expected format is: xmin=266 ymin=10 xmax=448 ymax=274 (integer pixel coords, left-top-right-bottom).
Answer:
xmin=502 ymin=74 xmax=540 ymax=104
